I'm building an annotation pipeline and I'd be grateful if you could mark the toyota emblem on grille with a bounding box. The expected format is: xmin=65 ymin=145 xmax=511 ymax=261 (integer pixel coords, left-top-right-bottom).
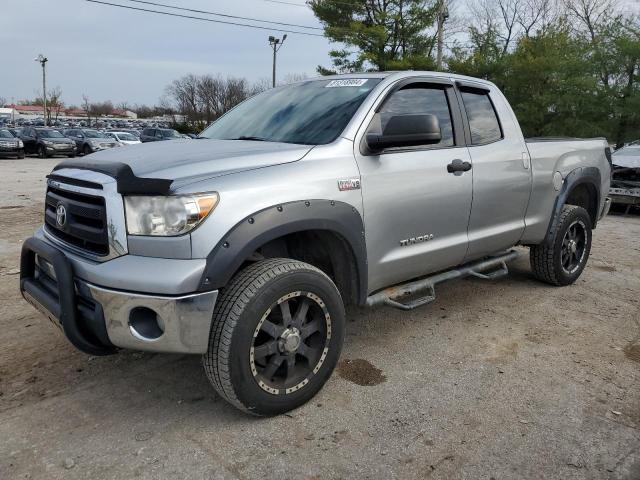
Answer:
xmin=56 ymin=204 xmax=67 ymax=227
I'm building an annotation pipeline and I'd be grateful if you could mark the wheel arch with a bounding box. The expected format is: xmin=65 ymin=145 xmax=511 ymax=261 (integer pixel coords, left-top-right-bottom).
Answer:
xmin=198 ymin=200 xmax=368 ymax=305
xmin=544 ymin=167 xmax=601 ymax=245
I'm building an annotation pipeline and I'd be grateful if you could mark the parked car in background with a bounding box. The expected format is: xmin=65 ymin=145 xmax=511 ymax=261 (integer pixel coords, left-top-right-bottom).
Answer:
xmin=140 ymin=127 xmax=182 ymax=142
xmin=8 ymin=127 xmax=22 ymax=138
xmin=0 ymin=128 xmax=25 ymax=158
xmin=609 ymin=145 xmax=640 ymax=213
xmin=64 ymin=128 xmax=120 ymax=156
xmin=109 ymin=128 xmax=140 ymax=138
xmin=105 ymin=131 xmax=141 ymax=146
xmin=19 ymin=127 xmax=76 ymax=158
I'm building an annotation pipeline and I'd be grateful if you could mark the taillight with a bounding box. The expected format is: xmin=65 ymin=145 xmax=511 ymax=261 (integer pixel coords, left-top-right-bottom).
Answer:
xmin=604 ymin=147 xmax=612 ymax=167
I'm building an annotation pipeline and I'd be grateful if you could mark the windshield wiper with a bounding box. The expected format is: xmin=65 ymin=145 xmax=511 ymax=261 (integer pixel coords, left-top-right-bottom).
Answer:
xmin=226 ymin=135 xmax=269 ymax=142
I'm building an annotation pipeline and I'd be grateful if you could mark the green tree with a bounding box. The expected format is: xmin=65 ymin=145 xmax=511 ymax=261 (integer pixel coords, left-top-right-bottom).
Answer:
xmin=588 ymin=17 xmax=640 ymax=147
xmin=310 ymin=0 xmax=441 ymax=73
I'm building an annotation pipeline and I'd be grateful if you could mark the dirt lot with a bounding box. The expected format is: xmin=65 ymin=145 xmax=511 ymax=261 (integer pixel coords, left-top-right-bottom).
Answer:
xmin=0 ymin=159 xmax=639 ymax=480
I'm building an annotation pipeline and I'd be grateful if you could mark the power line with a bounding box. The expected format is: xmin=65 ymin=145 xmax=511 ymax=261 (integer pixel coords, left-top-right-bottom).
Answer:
xmin=263 ymin=0 xmax=364 ymax=9
xmin=123 ymin=0 xmax=323 ymax=30
xmin=83 ymin=0 xmax=326 ymax=37
xmin=263 ymin=0 xmax=309 ymax=7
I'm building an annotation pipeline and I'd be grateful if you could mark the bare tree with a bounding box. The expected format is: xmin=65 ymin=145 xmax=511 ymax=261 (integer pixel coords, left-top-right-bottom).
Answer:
xmin=279 ymin=73 xmax=309 ymax=86
xmin=0 ymin=96 xmax=6 ymax=107
xmin=563 ymin=0 xmax=617 ymax=42
xmin=517 ymin=0 xmax=557 ymax=37
xmin=46 ymin=87 xmax=64 ymax=123
xmin=82 ymin=95 xmax=92 ymax=125
xmin=166 ymin=74 xmax=260 ymax=127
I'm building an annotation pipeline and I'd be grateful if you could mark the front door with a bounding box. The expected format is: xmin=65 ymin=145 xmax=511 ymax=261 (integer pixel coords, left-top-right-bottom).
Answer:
xmin=354 ymin=81 xmax=473 ymax=293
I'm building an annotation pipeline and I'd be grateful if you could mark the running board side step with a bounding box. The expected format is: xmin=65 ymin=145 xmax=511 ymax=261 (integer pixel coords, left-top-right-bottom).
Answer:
xmin=365 ymin=250 xmax=520 ymax=311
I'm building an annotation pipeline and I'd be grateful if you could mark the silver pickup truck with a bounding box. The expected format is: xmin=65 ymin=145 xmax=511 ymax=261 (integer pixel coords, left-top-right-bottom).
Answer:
xmin=20 ymin=72 xmax=611 ymax=415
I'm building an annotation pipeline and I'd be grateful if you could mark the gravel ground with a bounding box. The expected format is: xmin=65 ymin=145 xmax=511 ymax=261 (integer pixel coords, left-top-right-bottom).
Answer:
xmin=0 ymin=159 xmax=639 ymax=480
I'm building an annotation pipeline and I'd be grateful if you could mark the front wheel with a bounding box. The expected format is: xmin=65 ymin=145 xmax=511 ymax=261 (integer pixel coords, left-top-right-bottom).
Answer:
xmin=530 ymin=204 xmax=592 ymax=286
xmin=203 ymin=258 xmax=345 ymax=416
xmin=38 ymin=145 xmax=47 ymax=159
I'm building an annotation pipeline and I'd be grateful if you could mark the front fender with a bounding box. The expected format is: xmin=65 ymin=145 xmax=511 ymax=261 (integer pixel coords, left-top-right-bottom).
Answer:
xmin=198 ymin=200 xmax=368 ymax=303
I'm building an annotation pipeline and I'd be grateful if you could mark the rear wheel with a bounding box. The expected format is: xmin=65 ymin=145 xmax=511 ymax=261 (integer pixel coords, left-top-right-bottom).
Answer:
xmin=203 ymin=258 xmax=345 ymax=416
xmin=530 ymin=204 xmax=592 ymax=286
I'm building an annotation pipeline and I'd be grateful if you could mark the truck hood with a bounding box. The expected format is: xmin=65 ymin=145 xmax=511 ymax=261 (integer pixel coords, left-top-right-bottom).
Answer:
xmin=70 ymin=138 xmax=313 ymax=186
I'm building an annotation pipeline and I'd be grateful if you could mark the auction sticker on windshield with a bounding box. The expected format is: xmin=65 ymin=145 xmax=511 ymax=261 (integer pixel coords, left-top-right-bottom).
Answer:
xmin=325 ymin=79 xmax=368 ymax=88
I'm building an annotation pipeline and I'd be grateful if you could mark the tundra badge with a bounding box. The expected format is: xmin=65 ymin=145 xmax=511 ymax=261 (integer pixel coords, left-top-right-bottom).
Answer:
xmin=400 ymin=234 xmax=434 ymax=246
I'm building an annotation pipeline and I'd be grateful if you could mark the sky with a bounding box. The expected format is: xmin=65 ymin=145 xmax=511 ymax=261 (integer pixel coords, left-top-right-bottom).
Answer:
xmin=0 ymin=0 xmax=333 ymax=107
xmin=3 ymin=0 xmax=639 ymax=109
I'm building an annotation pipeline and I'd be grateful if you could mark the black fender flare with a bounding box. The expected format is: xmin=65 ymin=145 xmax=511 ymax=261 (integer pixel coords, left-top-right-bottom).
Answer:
xmin=198 ymin=200 xmax=368 ymax=304
xmin=544 ymin=166 xmax=601 ymax=245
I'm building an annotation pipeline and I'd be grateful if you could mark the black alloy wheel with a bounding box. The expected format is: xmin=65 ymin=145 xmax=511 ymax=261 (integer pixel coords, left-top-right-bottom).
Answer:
xmin=250 ymin=291 xmax=331 ymax=395
xmin=561 ymin=219 xmax=587 ymax=275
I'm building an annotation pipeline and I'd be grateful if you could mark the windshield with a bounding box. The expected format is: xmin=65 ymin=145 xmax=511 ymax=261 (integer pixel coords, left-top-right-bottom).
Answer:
xmin=83 ymin=130 xmax=106 ymax=138
xmin=116 ymin=132 xmax=137 ymax=141
xmin=38 ymin=130 xmax=64 ymax=138
xmin=201 ymin=78 xmax=382 ymax=145
xmin=0 ymin=130 xmax=14 ymax=138
xmin=161 ymin=129 xmax=181 ymax=138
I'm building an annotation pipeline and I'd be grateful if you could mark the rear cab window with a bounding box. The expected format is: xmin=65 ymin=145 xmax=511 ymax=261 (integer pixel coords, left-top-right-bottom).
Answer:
xmin=460 ymin=89 xmax=503 ymax=145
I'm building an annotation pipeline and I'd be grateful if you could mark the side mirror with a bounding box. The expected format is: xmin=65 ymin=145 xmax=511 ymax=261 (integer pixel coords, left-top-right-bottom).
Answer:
xmin=366 ymin=114 xmax=441 ymax=153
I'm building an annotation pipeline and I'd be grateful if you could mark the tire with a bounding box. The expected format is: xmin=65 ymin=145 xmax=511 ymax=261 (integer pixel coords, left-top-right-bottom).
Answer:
xmin=18 ymin=151 xmax=25 ymax=159
xmin=83 ymin=145 xmax=91 ymax=156
xmin=203 ymin=258 xmax=345 ymax=416
xmin=67 ymin=153 xmax=76 ymax=158
xmin=530 ymin=204 xmax=592 ymax=286
xmin=38 ymin=145 xmax=47 ymax=159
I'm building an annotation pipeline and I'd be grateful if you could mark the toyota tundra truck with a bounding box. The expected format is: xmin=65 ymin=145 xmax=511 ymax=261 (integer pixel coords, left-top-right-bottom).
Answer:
xmin=19 ymin=72 xmax=612 ymax=416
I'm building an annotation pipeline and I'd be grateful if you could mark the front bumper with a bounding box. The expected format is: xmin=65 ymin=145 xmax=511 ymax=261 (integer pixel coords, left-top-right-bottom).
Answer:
xmin=20 ymin=237 xmax=217 ymax=355
xmin=0 ymin=147 xmax=23 ymax=157
xmin=45 ymin=145 xmax=76 ymax=155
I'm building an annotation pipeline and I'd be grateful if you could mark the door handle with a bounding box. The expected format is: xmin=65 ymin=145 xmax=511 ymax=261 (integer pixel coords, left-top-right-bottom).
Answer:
xmin=447 ymin=159 xmax=472 ymax=175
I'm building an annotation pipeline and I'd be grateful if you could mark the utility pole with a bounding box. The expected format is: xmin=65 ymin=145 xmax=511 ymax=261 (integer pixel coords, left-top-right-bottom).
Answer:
xmin=268 ymin=35 xmax=287 ymax=88
xmin=436 ymin=1 xmax=449 ymax=71
xmin=35 ymin=54 xmax=48 ymax=126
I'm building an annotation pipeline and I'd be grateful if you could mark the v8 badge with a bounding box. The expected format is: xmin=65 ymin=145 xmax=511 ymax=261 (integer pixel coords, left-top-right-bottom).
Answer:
xmin=337 ymin=178 xmax=361 ymax=191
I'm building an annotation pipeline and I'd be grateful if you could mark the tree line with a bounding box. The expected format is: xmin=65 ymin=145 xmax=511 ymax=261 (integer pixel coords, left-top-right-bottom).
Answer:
xmin=311 ymin=0 xmax=640 ymax=147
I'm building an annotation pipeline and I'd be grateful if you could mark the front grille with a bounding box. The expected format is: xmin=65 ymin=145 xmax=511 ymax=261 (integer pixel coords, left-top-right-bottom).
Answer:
xmin=45 ymin=185 xmax=109 ymax=255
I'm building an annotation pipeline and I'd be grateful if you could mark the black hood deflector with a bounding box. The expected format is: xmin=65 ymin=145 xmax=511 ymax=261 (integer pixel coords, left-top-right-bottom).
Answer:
xmin=52 ymin=160 xmax=173 ymax=195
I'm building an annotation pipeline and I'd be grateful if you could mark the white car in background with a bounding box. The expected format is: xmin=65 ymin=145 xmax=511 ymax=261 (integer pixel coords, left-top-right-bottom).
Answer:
xmin=106 ymin=131 xmax=142 ymax=146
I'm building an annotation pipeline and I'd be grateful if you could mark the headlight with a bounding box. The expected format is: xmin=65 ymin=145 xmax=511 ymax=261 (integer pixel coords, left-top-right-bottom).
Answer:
xmin=90 ymin=140 xmax=100 ymax=146
xmin=43 ymin=140 xmax=53 ymax=146
xmin=18 ymin=140 xmax=24 ymax=148
xmin=124 ymin=193 xmax=219 ymax=236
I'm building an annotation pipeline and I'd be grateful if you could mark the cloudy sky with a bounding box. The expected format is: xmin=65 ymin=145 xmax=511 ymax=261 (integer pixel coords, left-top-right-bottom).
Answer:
xmin=1 ymin=0 xmax=333 ymax=106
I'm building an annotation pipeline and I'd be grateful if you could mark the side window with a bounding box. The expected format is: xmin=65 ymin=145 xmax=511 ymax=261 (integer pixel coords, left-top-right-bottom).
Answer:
xmin=460 ymin=90 xmax=502 ymax=145
xmin=372 ymin=85 xmax=455 ymax=148
xmin=155 ymin=130 xmax=164 ymax=138
xmin=142 ymin=129 xmax=150 ymax=136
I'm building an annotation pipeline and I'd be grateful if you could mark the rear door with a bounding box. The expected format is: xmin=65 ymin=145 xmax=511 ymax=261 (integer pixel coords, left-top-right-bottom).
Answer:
xmin=354 ymin=79 xmax=473 ymax=292
xmin=457 ymin=83 xmax=532 ymax=260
